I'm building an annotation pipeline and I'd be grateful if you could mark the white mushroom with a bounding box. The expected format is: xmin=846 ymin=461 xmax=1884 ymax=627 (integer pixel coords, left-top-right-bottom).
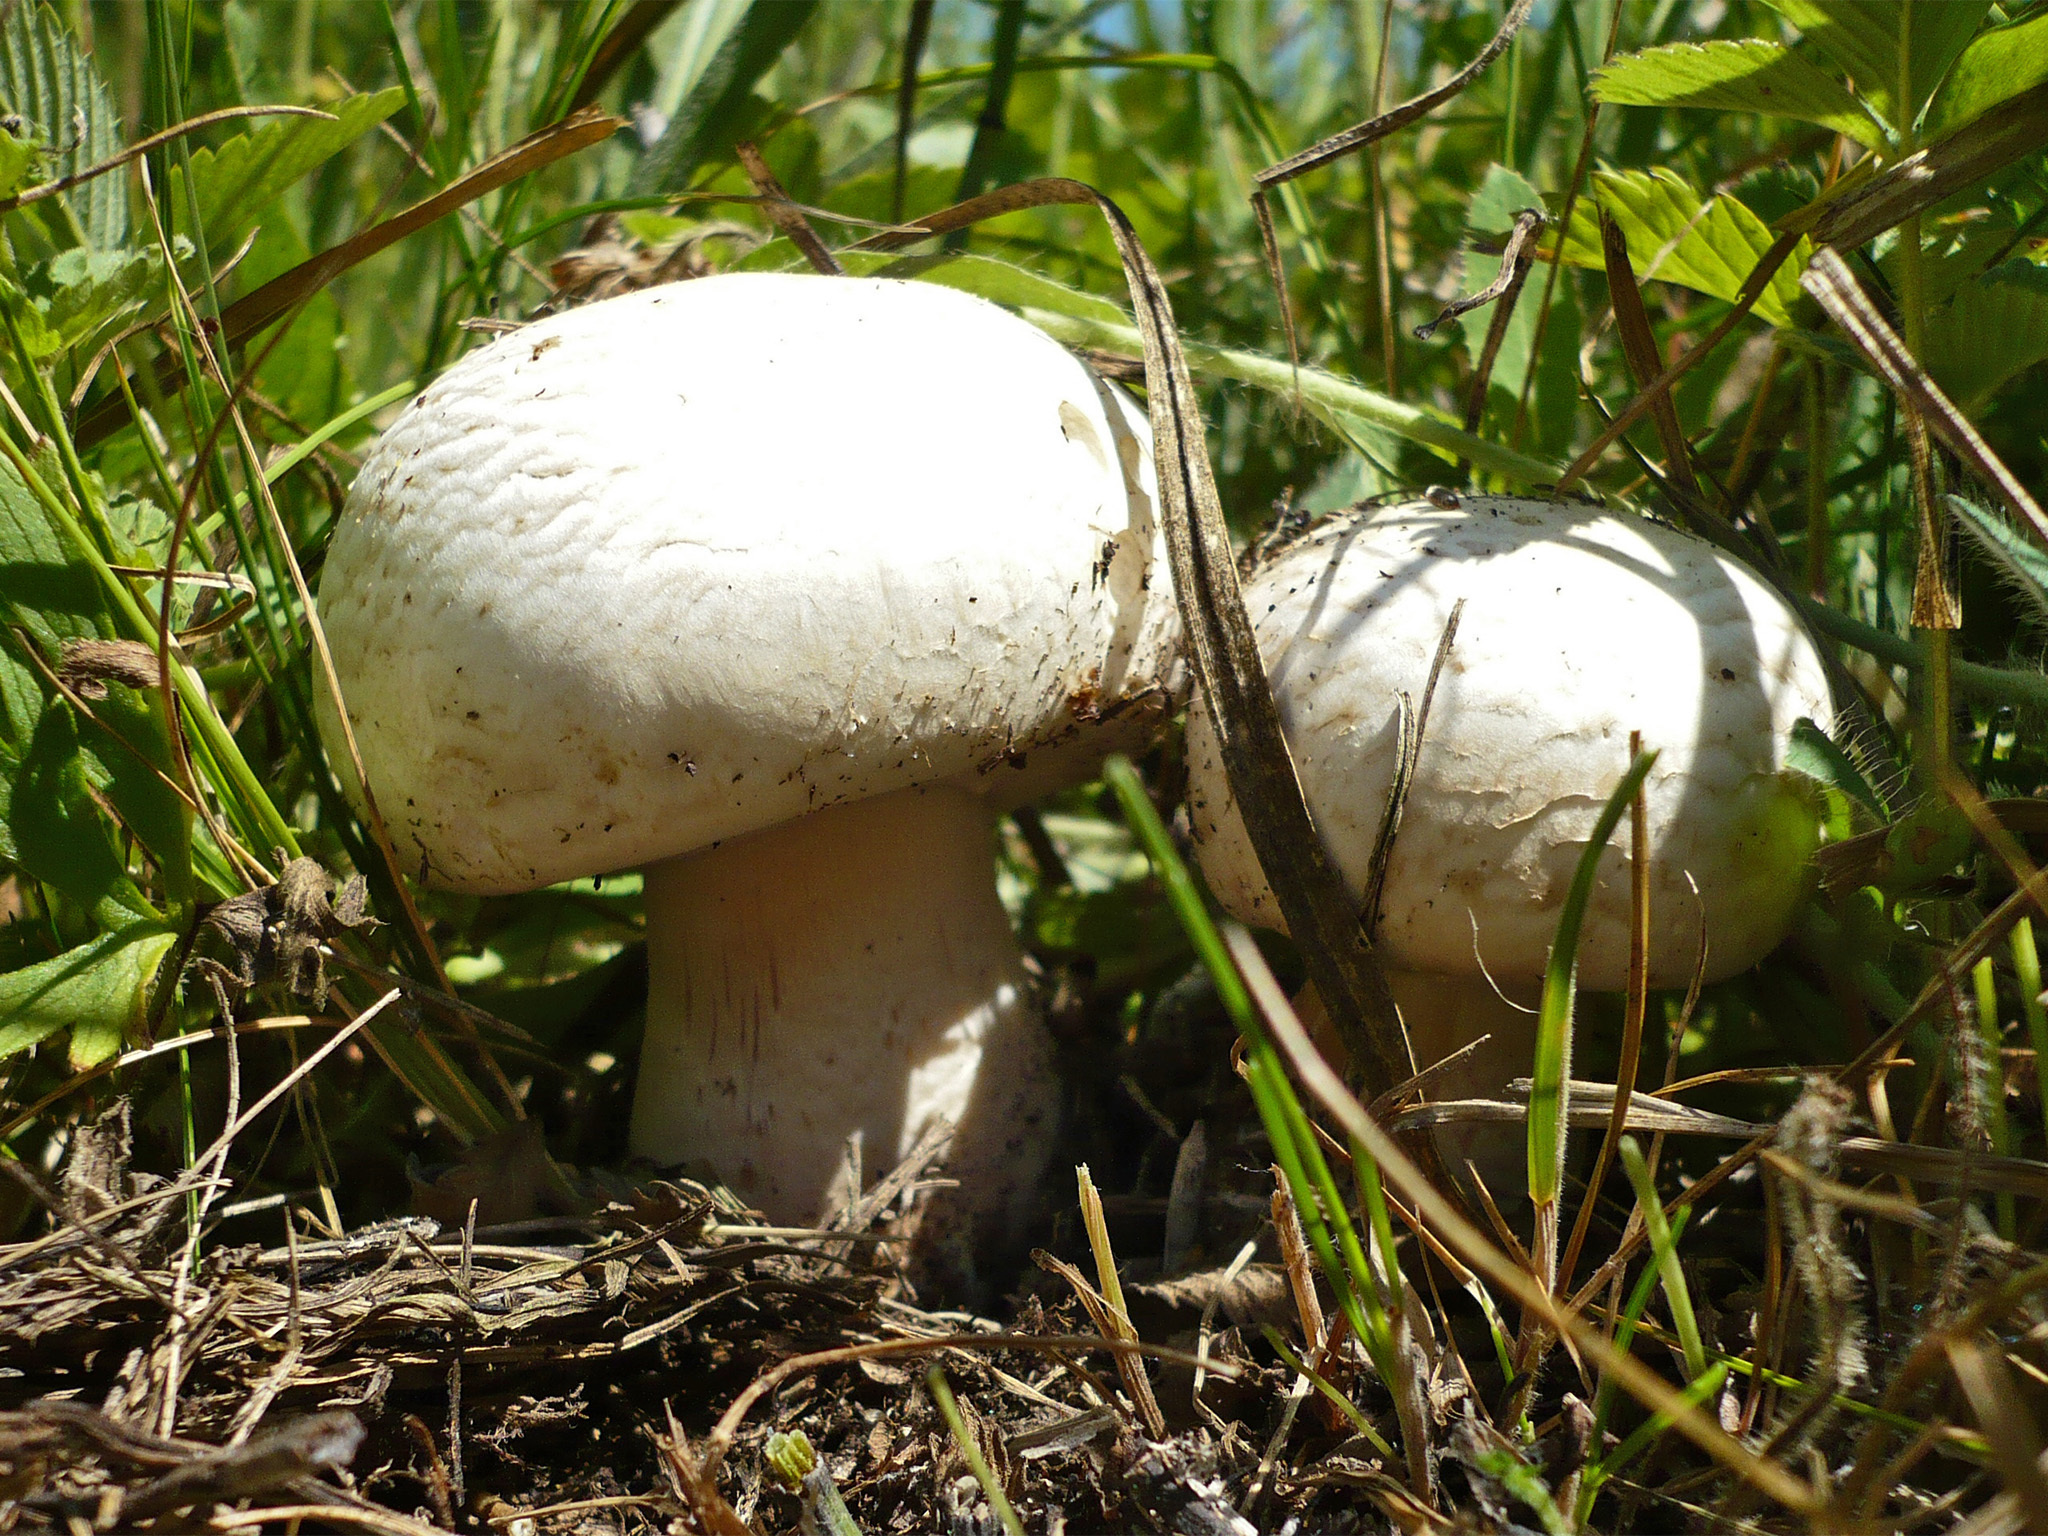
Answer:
xmin=315 ymin=274 xmax=1180 ymax=1237
xmin=1186 ymin=494 xmax=1832 ymax=1174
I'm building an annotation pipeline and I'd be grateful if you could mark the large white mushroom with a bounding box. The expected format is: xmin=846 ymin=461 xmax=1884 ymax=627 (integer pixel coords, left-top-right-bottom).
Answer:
xmin=1186 ymin=494 xmax=1832 ymax=1177
xmin=315 ymin=274 xmax=1180 ymax=1237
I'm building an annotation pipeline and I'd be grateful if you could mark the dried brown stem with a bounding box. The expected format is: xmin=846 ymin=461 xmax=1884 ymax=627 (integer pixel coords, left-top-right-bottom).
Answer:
xmin=1600 ymin=210 xmax=1703 ymax=505
xmin=0 ymin=105 xmax=334 ymax=216
xmin=1555 ymin=228 xmax=1801 ymax=495
xmin=856 ymin=176 xmax=1413 ymax=1098
xmin=1800 ymin=247 xmax=2048 ymax=551
xmin=736 ymin=140 xmax=842 ymax=275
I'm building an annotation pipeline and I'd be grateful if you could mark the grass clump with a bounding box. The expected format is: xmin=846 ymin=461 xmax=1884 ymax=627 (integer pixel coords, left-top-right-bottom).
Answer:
xmin=4 ymin=1 xmax=2048 ymax=1530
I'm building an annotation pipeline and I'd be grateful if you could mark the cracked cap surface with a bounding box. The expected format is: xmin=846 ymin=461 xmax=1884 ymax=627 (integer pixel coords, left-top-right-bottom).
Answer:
xmin=316 ymin=274 xmax=1181 ymax=893
xmin=1186 ymin=495 xmax=1834 ymax=988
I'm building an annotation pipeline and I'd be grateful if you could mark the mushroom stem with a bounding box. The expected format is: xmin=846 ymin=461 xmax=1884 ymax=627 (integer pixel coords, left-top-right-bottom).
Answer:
xmin=1388 ymin=969 xmax=1544 ymax=1197
xmin=631 ymin=783 xmax=1057 ymax=1229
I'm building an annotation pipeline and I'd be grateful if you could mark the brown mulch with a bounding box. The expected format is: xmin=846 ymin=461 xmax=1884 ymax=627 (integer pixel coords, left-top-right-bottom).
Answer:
xmin=0 ymin=1106 xmax=1447 ymax=1535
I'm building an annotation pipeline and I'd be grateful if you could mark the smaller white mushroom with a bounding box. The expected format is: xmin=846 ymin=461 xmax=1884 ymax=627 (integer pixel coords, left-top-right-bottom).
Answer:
xmin=1186 ymin=494 xmax=1833 ymax=1179
xmin=316 ymin=274 xmax=1182 ymax=1241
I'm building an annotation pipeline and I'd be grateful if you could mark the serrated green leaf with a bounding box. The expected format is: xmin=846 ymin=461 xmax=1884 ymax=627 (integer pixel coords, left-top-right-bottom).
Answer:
xmin=1558 ymin=168 xmax=1812 ymax=327
xmin=1953 ymin=493 xmax=2048 ymax=627
xmin=1920 ymin=261 xmax=2048 ymax=412
xmin=1764 ymin=0 xmax=1989 ymax=134
xmin=167 ymin=88 xmax=405 ymax=254
xmin=0 ymin=2 xmax=125 ymax=248
xmin=9 ymin=245 xmax=161 ymax=364
xmin=103 ymin=491 xmax=171 ymax=569
xmin=1594 ymin=40 xmax=1885 ymax=148
xmin=0 ymin=127 xmax=43 ymax=198
xmin=1924 ymin=11 xmax=2048 ymax=140
xmin=1788 ymin=717 xmax=1888 ymax=818
xmin=0 ymin=922 xmax=177 ymax=1066
xmin=0 ymin=271 xmax=61 ymax=357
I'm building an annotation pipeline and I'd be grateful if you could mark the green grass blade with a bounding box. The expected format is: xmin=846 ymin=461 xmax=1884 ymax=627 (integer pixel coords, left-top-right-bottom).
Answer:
xmin=1262 ymin=1326 xmax=1397 ymax=1458
xmin=2012 ymin=918 xmax=2048 ymax=1148
xmin=1589 ymin=1204 xmax=1691 ymax=1430
xmin=1971 ymin=954 xmax=2016 ymax=1238
xmin=1024 ymin=306 xmax=1558 ymax=486
xmin=1583 ymin=1359 xmax=1728 ymax=1514
xmin=925 ymin=1367 xmax=1023 ymax=1536
xmin=1617 ymin=1134 xmax=1705 ymax=1380
xmin=1102 ymin=755 xmax=1397 ymax=1372
xmin=1528 ymin=749 xmax=1658 ymax=1229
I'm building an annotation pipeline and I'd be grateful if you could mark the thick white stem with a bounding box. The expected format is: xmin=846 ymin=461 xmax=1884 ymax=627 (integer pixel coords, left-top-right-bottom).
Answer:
xmin=1388 ymin=969 xmax=1543 ymax=1199
xmin=630 ymin=784 xmax=1057 ymax=1230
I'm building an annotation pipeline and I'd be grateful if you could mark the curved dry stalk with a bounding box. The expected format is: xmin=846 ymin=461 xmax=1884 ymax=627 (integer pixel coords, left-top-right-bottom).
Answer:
xmin=76 ymin=106 xmax=624 ymax=450
xmin=1554 ymin=230 xmax=1802 ymax=495
xmin=1248 ymin=0 xmax=1536 ymax=374
xmin=854 ymin=177 xmax=1413 ymax=1099
xmin=0 ymin=104 xmax=335 ymax=216
xmin=704 ymin=1331 xmax=1243 ymax=1474
xmin=1221 ymin=926 xmax=1821 ymax=1516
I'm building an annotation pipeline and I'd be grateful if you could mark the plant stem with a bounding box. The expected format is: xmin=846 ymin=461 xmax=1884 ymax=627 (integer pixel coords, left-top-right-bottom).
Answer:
xmin=1618 ymin=1135 xmax=1706 ymax=1380
xmin=2012 ymin=918 xmax=2048 ymax=1147
xmin=1804 ymin=357 xmax=1828 ymax=599
xmin=1025 ymin=308 xmax=1558 ymax=485
xmin=926 ymin=1368 xmax=1023 ymax=1536
xmin=1971 ymin=955 xmax=2015 ymax=1238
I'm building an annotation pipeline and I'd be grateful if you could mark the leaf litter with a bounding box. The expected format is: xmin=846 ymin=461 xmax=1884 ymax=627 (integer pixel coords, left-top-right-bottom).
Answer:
xmin=0 ymin=1096 xmax=1429 ymax=1535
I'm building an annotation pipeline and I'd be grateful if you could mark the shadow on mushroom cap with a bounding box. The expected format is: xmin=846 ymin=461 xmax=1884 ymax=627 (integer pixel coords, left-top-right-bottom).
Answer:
xmin=1187 ymin=495 xmax=1835 ymax=989
xmin=315 ymin=274 xmax=1186 ymax=896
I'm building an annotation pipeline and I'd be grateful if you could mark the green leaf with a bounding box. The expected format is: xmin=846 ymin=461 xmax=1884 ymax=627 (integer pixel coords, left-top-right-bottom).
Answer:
xmin=0 ymin=454 xmax=187 ymax=924
xmin=1558 ymin=168 xmax=1812 ymax=328
xmin=1953 ymin=492 xmax=2048 ymax=627
xmin=1453 ymin=165 xmax=1582 ymax=452
xmin=0 ymin=2 xmax=126 ymax=248
xmin=1 ymin=698 xmax=164 ymax=929
xmin=1924 ymin=11 xmax=2048 ymax=140
xmin=167 ymin=88 xmax=406 ymax=254
xmin=0 ymin=126 xmax=44 ymax=199
xmin=5 ymin=245 xmax=162 ymax=365
xmin=1787 ymin=717 xmax=1888 ymax=819
xmin=631 ymin=0 xmax=819 ymax=193
xmin=1593 ymin=40 xmax=1886 ymax=148
xmin=0 ymin=921 xmax=177 ymax=1066
xmin=1920 ymin=261 xmax=2048 ymax=413
xmin=1764 ymin=0 xmax=1989 ymax=133
xmin=733 ymin=240 xmax=1136 ymax=329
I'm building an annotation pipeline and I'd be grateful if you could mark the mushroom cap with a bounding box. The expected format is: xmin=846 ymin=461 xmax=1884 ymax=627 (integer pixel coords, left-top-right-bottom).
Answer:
xmin=316 ymin=274 xmax=1180 ymax=894
xmin=1186 ymin=496 xmax=1833 ymax=989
